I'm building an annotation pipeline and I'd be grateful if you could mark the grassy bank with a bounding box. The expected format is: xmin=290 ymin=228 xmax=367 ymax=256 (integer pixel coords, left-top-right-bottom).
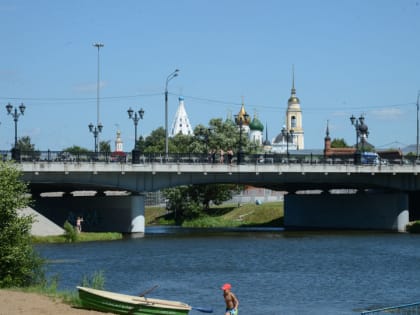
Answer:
xmin=146 ymin=201 xmax=284 ymax=228
xmin=31 ymin=232 xmax=123 ymax=244
xmin=31 ymin=201 xmax=284 ymax=243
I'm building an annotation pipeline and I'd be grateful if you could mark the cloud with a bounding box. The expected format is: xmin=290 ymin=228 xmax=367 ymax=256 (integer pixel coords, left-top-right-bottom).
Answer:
xmin=73 ymin=81 xmax=106 ymax=93
xmin=370 ymin=107 xmax=403 ymax=120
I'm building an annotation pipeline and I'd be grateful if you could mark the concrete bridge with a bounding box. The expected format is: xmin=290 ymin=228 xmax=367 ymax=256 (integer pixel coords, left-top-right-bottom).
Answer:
xmin=15 ymin=152 xmax=420 ymax=234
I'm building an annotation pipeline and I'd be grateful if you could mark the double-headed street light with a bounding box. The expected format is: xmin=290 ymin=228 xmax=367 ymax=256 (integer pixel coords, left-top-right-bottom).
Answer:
xmin=350 ymin=114 xmax=369 ymax=164
xmin=93 ymin=42 xmax=104 ymax=146
xmin=281 ymin=126 xmax=294 ymax=162
xmin=88 ymin=122 xmax=103 ymax=154
xmin=235 ymin=113 xmax=250 ymax=165
xmin=127 ymin=107 xmax=145 ymax=150
xmin=5 ymin=102 xmax=25 ymax=160
xmin=165 ymin=69 xmax=179 ymax=157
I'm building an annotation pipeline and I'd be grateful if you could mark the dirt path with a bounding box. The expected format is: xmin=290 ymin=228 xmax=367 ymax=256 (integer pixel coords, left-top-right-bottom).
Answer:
xmin=0 ymin=290 xmax=107 ymax=315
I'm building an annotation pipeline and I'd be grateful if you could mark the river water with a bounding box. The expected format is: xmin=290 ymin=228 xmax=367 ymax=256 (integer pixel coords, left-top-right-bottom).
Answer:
xmin=35 ymin=227 xmax=420 ymax=315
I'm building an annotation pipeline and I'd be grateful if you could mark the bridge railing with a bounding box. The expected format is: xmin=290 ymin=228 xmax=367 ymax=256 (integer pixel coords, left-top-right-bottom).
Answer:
xmin=1 ymin=149 xmax=419 ymax=166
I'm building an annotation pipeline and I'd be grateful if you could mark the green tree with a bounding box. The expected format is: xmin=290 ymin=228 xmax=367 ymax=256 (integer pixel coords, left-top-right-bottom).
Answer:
xmin=143 ymin=127 xmax=165 ymax=153
xmin=16 ymin=136 xmax=36 ymax=152
xmin=62 ymin=145 xmax=90 ymax=155
xmin=331 ymin=138 xmax=349 ymax=148
xmin=15 ymin=136 xmax=40 ymax=160
xmin=0 ymin=161 xmax=44 ymax=288
xmin=99 ymin=141 xmax=111 ymax=153
xmin=163 ymin=184 xmax=241 ymax=223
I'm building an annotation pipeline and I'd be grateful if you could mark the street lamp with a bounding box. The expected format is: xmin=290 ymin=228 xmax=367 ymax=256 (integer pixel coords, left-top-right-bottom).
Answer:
xmin=350 ymin=114 xmax=369 ymax=164
xmin=88 ymin=122 xmax=103 ymax=155
xmin=416 ymin=91 xmax=419 ymax=161
xmin=165 ymin=69 xmax=179 ymax=157
xmin=128 ymin=107 xmax=145 ymax=164
xmin=235 ymin=113 xmax=250 ymax=165
xmin=281 ymin=126 xmax=294 ymax=162
xmin=5 ymin=102 xmax=25 ymax=160
xmin=93 ymin=42 xmax=104 ymax=147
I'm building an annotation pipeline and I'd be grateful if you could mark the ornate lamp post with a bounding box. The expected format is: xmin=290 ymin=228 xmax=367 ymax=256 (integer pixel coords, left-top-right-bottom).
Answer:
xmin=281 ymin=126 xmax=294 ymax=162
xmin=93 ymin=42 xmax=104 ymax=148
xmin=5 ymin=102 xmax=25 ymax=160
xmin=350 ymin=114 xmax=369 ymax=164
xmin=88 ymin=122 xmax=103 ymax=155
xmin=165 ymin=69 xmax=179 ymax=157
xmin=128 ymin=107 xmax=145 ymax=164
xmin=235 ymin=113 xmax=249 ymax=165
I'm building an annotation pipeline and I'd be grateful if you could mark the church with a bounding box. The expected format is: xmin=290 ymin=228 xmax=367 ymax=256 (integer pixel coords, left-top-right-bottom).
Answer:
xmin=233 ymin=68 xmax=305 ymax=153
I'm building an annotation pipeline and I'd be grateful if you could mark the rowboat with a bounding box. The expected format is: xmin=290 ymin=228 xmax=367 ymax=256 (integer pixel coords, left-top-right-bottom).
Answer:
xmin=77 ymin=286 xmax=192 ymax=315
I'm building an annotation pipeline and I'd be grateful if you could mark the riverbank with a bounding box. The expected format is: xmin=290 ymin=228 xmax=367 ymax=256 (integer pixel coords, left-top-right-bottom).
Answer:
xmin=0 ymin=290 xmax=106 ymax=315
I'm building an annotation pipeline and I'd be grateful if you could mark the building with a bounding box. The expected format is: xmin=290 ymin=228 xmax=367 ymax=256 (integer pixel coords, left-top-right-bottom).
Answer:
xmin=170 ymin=96 xmax=193 ymax=136
xmin=249 ymin=113 xmax=264 ymax=145
xmin=271 ymin=67 xmax=304 ymax=153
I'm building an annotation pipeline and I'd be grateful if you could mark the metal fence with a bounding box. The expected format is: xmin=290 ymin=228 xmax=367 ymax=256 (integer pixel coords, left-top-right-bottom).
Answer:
xmin=1 ymin=149 xmax=419 ymax=166
xmin=361 ymin=302 xmax=420 ymax=314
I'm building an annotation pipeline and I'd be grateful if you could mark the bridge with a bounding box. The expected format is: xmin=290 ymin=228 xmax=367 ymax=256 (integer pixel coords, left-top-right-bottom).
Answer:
xmin=8 ymin=150 xmax=420 ymax=234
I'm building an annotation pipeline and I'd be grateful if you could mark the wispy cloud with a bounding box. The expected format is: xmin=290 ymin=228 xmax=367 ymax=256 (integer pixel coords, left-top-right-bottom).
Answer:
xmin=73 ymin=81 xmax=106 ymax=93
xmin=370 ymin=107 xmax=403 ymax=120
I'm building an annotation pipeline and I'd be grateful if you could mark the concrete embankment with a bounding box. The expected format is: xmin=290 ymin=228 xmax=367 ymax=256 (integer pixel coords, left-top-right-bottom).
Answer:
xmin=19 ymin=207 xmax=64 ymax=236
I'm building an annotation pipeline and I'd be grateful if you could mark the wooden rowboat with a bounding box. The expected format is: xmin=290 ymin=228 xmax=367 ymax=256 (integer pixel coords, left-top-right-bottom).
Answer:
xmin=77 ymin=286 xmax=192 ymax=315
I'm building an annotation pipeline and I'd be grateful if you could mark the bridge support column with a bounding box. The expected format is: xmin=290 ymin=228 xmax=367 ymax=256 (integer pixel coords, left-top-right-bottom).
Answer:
xmin=33 ymin=193 xmax=145 ymax=236
xmin=284 ymin=192 xmax=409 ymax=232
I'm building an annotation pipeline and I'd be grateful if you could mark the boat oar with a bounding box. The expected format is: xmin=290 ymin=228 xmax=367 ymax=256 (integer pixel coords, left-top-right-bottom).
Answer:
xmin=139 ymin=284 xmax=159 ymax=297
xmin=191 ymin=306 xmax=213 ymax=313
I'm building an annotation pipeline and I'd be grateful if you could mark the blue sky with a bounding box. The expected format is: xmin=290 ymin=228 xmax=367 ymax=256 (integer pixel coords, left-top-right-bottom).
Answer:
xmin=1 ymin=0 xmax=420 ymax=151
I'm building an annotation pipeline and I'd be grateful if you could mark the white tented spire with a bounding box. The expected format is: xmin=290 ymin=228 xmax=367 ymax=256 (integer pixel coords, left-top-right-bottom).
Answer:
xmin=170 ymin=96 xmax=193 ymax=136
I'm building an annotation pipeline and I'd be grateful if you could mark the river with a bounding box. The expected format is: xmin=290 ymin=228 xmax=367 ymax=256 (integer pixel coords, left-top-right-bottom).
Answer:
xmin=35 ymin=227 xmax=420 ymax=314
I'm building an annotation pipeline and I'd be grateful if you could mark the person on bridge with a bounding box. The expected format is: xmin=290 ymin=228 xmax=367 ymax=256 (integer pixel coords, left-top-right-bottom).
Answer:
xmin=221 ymin=283 xmax=239 ymax=315
xmin=227 ymin=149 xmax=234 ymax=165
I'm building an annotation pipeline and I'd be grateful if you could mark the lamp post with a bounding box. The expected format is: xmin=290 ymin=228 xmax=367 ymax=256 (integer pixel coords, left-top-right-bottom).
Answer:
xmin=5 ymin=102 xmax=25 ymax=160
xmin=350 ymin=114 xmax=369 ymax=164
xmin=128 ymin=107 xmax=145 ymax=164
xmin=93 ymin=42 xmax=104 ymax=149
xmin=416 ymin=91 xmax=419 ymax=161
xmin=165 ymin=69 xmax=179 ymax=157
xmin=281 ymin=126 xmax=294 ymax=162
xmin=88 ymin=122 xmax=103 ymax=156
xmin=235 ymin=113 xmax=249 ymax=165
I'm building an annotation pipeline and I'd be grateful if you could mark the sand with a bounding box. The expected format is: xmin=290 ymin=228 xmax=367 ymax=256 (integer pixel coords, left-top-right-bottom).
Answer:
xmin=0 ymin=290 xmax=107 ymax=315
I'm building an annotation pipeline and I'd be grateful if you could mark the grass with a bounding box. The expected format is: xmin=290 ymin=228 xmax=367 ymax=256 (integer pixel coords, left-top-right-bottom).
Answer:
xmin=31 ymin=232 xmax=123 ymax=244
xmin=145 ymin=201 xmax=284 ymax=228
xmin=31 ymin=201 xmax=284 ymax=244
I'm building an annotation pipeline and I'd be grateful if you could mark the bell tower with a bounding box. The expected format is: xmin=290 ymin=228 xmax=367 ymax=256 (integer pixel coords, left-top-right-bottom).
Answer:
xmin=286 ymin=66 xmax=304 ymax=149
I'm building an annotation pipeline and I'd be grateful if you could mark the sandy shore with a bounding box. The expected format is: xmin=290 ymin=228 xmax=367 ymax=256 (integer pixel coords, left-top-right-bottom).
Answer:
xmin=0 ymin=290 xmax=107 ymax=315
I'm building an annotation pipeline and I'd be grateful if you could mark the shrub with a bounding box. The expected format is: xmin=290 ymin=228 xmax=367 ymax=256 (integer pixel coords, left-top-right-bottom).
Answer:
xmin=63 ymin=220 xmax=78 ymax=242
xmin=0 ymin=161 xmax=44 ymax=288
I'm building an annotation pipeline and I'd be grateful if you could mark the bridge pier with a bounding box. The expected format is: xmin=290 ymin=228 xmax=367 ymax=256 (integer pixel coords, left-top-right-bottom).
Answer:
xmin=32 ymin=193 xmax=145 ymax=236
xmin=284 ymin=192 xmax=409 ymax=232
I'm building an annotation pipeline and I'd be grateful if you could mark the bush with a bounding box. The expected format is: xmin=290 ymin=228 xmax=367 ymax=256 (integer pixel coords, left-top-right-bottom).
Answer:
xmin=407 ymin=221 xmax=420 ymax=233
xmin=63 ymin=220 xmax=78 ymax=242
xmin=80 ymin=270 xmax=105 ymax=290
xmin=0 ymin=161 xmax=44 ymax=288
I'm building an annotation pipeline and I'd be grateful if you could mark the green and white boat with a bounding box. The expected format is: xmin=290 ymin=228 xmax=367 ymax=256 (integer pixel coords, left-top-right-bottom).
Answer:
xmin=77 ymin=286 xmax=193 ymax=315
